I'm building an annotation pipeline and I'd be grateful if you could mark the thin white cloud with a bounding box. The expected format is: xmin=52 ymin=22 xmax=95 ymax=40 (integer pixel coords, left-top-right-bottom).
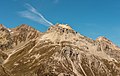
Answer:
xmin=19 ymin=3 xmax=53 ymax=26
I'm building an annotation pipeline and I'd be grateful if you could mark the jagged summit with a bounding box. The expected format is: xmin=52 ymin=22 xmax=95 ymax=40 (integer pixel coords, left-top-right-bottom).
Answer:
xmin=16 ymin=24 xmax=30 ymax=28
xmin=47 ymin=23 xmax=76 ymax=34
xmin=42 ymin=23 xmax=81 ymax=43
xmin=0 ymin=24 xmax=4 ymax=28
xmin=0 ymin=24 xmax=7 ymax=30
xmin=56 ymin=23 xmax=72 ymax=29
xmin=96 ymin=36 xmax=113 ymax=47
xmin=13 ymin=24 xmax=36 ymax=31
xmin=96 ymin=36 xmax=110 ymax=41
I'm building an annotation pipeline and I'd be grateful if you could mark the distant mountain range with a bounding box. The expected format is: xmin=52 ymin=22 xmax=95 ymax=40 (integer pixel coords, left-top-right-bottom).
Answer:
xmin=0 ymin=24 xmax=120 ymax=76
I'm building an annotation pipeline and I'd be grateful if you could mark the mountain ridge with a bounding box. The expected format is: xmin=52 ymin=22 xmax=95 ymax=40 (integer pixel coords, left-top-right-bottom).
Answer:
xmin=0 ymin=24 xmax=120 ymax=76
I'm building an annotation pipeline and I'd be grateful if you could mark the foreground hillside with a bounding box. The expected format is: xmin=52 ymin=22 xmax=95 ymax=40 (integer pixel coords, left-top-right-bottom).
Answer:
xmin=0 ymin=24 xmax=120 ymax=76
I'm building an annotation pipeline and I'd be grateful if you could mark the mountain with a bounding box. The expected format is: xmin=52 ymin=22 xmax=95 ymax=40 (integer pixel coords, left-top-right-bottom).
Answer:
xmin=0 ymin=24 xmax=120 ymax=76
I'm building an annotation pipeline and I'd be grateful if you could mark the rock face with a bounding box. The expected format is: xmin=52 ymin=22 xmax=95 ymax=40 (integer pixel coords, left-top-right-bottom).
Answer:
xmin=0 ymin=24 xmax=120 ymax=76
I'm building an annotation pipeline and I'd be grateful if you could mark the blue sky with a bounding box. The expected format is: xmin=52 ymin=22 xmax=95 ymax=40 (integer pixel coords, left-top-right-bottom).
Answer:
xmin=0 ymin=0 xmax=120 ymax=46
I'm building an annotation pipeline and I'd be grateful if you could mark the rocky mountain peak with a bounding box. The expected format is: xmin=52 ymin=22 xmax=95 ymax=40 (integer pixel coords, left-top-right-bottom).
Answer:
xmin=0 ymin=24 xmax=4 ymax=28
xmin=42 ymin=24 xmax=80 ymax=43
xmin=96 ymin=36 xmax=110 ymax=42
xmin=96 ymin=36 xmax=113 ymax=47
xmin=56 ymin=24 xmax=72 ymax=29
xmin=0 ymin=24 xmax=7 ymax=30
xmin=47 ymin=23 xmax=76 ymax=34
xmin=96 ymin=36 xmax=120 ymax=51
xmin=14 ymin=24 xmax=33 ymax=31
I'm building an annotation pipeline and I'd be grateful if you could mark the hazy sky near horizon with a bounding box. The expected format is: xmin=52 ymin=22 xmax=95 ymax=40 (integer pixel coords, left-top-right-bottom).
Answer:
xmin=0 ymin=0 xmax=120 ymax=46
